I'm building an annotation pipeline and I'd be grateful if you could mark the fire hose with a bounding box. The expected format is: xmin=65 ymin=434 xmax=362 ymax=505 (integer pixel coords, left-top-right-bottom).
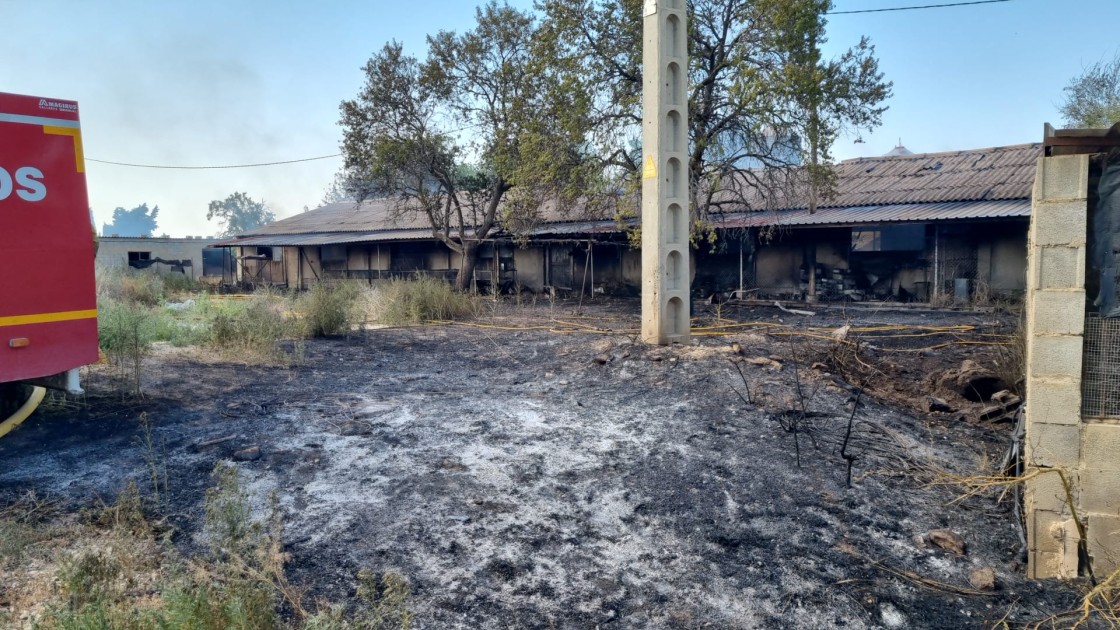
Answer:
xmin=0 ymin=386 xmax=46 ymax=440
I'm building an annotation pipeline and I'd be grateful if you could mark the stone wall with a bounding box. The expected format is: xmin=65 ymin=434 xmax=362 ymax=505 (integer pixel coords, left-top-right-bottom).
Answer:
xmin=1024 ymin=153 xmax=1120 ymax=579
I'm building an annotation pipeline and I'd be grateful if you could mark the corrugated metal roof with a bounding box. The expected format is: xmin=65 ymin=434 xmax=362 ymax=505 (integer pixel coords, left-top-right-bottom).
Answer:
xmin=718 ymin=198 xmax=1031 ymax=229
xmin=214 ymin=198 xmax=1031 ymax=247
xmin=212 ymin=229 xmax=434 ymax=248
xmin=529 ymin=219 xmax=628 ymax=235
xmin=240 ymin=200 xmax=429 ymax=236
xmin=715 ymin=143 xmax=1041 ymax=211
xmin=225 ymin=143 xmax=1039 ymax=243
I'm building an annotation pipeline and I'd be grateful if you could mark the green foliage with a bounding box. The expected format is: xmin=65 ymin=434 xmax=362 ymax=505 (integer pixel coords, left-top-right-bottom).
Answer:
xmin=32 ymin=469 xmax=282 ymax=630
xmin=356 ymin=570 xmax=413 ymax=630
xmin=299 ymin=282 xmax=364 ymax=337
xmin=34 ymin=600 xmax=160 ymax=630
xmin=303 ymin=571 xmax=413 ymax=630
xmin=0 ymin=518 xmax=54 ymax=569
xmin=1061 ymin=54 xmax=1120 ymax=128
xmin=204 ymin=462 xmax=260 ymax=559
xmin=538 ymin=0 xmax=891 ymax=222
xmin=97 ymin=266 xmax=166 ymax=306
xmin=208 ymin=290 xmax=298 ymax=358
xmin=206 ymin=192 xmax=276 ymax=238
xmin=97 ymin=299 xmax=159 ymax=396
xmin=368 ymin=277 xmax=478 ymax=325
xmin=10 ymin=470 xmax=414 ymax=630
xmin=83 ymin=481 xmax=149 ymax=536
xmin=59 ymin=551 xmax=122 ymax=609
xmin=94 ymin=265 xmax=311 ymax=365
xmin=339 ymin=2 xmax=600 ymax=289
xmin=160 ymin=271 xmax=199 ymax=295
xmin=101 ymin=203 xmax=159 ymax=237
xmin=156 ymin=578 xmax=278 ymax=630
xmin=137 ymin=415 xmax=169 ymax=510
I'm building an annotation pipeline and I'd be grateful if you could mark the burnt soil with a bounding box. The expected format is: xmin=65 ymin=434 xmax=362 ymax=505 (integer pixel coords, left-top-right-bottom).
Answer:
xmin=0 ymin=300 xmax=1087 ymax=629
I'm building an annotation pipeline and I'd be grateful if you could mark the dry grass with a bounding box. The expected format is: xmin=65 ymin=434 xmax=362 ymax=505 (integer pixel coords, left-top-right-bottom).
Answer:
xmin=365 ymin=277 xmax=479 ymax=326
xmin=916 ymin=461 xmax=1120 ymax=629
xmin=0 ymin=462 xmax=413 ymax=629
xmin=991 ymin=317 xmax=1025 ymax=396
xmin=298 ymin=281 xmax=365 ymax=337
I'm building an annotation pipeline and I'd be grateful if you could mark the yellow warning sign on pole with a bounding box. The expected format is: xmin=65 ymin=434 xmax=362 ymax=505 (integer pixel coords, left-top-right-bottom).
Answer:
xmin=642 ymin=155 xmax=657 ymax=179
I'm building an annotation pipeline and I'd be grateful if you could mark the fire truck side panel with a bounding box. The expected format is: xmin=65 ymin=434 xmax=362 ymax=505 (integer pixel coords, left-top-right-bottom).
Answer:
xmin=0 ymin=92 xmax=99 ymax=383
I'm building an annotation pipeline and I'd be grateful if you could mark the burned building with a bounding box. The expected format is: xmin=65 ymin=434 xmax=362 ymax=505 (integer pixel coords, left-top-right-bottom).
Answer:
xmin=214 ymin=143 xmax=1039 ymax=305
xmin=702 ymin=143 xmax=1039 ymax=303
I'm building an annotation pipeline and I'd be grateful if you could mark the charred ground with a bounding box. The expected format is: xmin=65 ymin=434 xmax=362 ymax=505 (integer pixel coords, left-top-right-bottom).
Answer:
xmin=0 ymin=300 xmax=1087 ymax=628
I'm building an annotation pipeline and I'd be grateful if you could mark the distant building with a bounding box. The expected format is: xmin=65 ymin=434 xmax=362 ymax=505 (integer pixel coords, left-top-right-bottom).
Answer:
xmin=97 ymin=236 xmax=232 ymax=279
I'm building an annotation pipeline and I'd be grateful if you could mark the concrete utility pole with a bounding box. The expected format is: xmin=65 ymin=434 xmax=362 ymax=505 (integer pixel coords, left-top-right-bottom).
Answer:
xmin=641 ymin=0 xmax=690 ymax=345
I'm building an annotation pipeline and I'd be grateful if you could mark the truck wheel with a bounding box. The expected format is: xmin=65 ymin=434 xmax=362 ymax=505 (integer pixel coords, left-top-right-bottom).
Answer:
xmin=0 ymin=383 xmax=31 ymax=418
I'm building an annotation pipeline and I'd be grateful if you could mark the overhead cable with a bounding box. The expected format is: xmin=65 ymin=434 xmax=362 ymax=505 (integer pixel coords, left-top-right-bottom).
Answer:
xmin=829 ymin=0 xmax=1012 ymax=14
xmin=86 ymin=153 xmax=341 ymax=170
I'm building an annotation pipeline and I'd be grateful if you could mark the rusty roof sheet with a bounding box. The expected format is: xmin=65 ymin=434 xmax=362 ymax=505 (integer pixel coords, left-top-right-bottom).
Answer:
xmin=717 ymin=198 xmax=1031 ymax=229
xmin=719 ymin=143 xmax=1041 ymax=211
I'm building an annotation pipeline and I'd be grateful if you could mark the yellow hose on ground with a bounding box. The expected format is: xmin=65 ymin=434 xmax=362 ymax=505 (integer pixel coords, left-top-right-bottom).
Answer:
xmin=0 ymin=386 xmax=46 ymax=440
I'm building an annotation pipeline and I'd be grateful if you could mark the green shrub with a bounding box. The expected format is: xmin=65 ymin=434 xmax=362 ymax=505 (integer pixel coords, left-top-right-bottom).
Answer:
xmin=59 ymin=551 xmax=122 ymax=609
xmin=299 ymin=281 xmax=364 ymax=337
xmin=303 ymin=571 xmax=413 ymax=630
xmin=97 ymin=299 xmax=160 ymax=395
xmin=160 ymin=271 xmax=198 ymax=295
xmin=369 ymin=277 xmax=477 ymax=325
xmin=208 ymin=290 xmax=296 ymax=357
xmin=12 ymin=467 xmax=415 ymax=630
xmin=0 ymin=518 xmax=54 ymax=569
xmin=97 ymin=266 xmax=165 ymax=306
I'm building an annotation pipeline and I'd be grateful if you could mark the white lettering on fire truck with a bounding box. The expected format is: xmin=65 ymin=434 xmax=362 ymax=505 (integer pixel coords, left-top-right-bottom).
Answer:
xmin=0 ymin=166 xmax=46 ymax=202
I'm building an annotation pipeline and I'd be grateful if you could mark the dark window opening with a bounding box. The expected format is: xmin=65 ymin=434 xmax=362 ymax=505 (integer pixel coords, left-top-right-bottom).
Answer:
xmin=127 ymin=251 xmax=151 ymax=262
xmin=851 ymin=225 xmax=925 ymax=252
xmin=321 ymin=245 xmax=347 ymax=270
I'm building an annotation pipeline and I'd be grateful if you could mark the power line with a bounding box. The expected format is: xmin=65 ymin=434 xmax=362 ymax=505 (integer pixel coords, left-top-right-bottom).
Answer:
xmin=828 ymin=0 xmax=1012 ymax=15
xmin=86 ymin=153 xmax=341 ymax=169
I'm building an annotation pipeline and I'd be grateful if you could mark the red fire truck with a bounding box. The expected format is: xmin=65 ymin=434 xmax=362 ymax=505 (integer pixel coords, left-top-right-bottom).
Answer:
xmin=0 ymin=91 xmax=99 ymax=437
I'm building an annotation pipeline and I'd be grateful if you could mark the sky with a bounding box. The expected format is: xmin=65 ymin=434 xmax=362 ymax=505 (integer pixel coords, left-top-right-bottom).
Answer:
xmin=1 ymin=0 xmax=1116 ymax=237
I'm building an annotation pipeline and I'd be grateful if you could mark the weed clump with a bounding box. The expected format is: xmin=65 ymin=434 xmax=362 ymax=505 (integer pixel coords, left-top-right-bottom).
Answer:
xmin=208 ymin=288 xmax=299 ymax=359
xmin=991 ymin=318 xmax=1025 ymax=396
xmin=97 ymin=299 xmax=159 ymax=395
xmin=299 ymin=281 xmax=364 ymax=337
xmin=97 ymin=265 xmax=167 ymax=306
xmin=368 ymin=277 xmax=477 ymax=325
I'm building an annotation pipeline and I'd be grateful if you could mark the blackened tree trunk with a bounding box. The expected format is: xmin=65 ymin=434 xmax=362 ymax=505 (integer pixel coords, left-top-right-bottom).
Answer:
xmin=456 ymin=241 xmax=480 ymax=291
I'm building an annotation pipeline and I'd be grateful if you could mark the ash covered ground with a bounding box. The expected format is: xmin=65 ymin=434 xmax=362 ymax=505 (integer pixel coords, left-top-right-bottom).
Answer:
xmin=0 ymin=300 xmax=1085 ymax=628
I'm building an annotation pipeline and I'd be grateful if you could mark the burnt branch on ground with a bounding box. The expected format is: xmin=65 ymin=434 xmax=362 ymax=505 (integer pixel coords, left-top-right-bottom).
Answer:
xmin=778 ymin=336 xmax=822 ymax=468
xmin=728 ymin=358 xmax=754 ymax=406
xmin=839 ymin=387 xmax=864 ymax=489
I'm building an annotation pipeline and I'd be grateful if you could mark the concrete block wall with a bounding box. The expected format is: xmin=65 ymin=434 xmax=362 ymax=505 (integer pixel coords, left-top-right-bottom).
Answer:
xmin=97 ymin=237 xmax=222 ymax=276
xmin=1025 ymin=153 xmax=1120 ymax=578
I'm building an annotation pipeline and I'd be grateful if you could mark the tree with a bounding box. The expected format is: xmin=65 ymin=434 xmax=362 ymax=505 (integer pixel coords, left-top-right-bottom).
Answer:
xmin=320 ymin=170 xmax=355 ymax=206
xmin=1060 ymin=54 xmax=1120 ymax=128
xmin=206 ymin=192 xmax=276 ymax=237
xmin=101 ymin=203 xmax=158 ymax=237
xmin=338 ymin=2 xmax=599 ymax=290
xmin=537 ymin=0 xmax=891 ymax=222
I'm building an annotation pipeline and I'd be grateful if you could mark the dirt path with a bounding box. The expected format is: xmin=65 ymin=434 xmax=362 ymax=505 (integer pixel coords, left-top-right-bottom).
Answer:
xmin=0 ymin=301 xmax=1080 ymax=628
